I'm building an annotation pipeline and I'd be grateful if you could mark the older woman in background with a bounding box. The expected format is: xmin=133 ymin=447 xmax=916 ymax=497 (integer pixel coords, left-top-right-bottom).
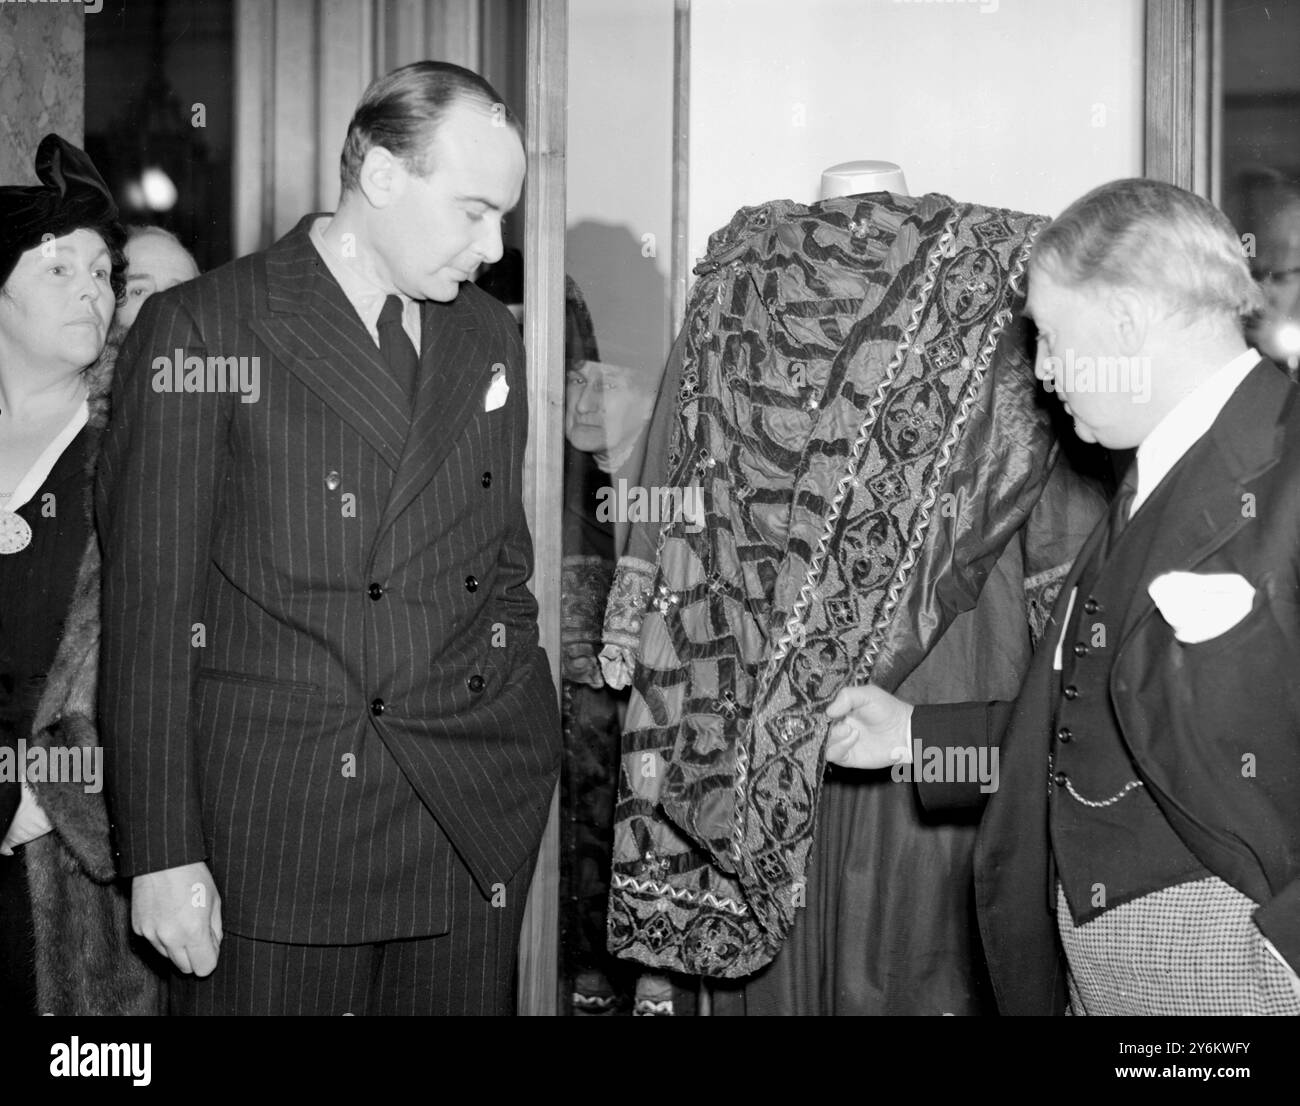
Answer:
xmin=0 ymin=134 xmax=160 ymax=1014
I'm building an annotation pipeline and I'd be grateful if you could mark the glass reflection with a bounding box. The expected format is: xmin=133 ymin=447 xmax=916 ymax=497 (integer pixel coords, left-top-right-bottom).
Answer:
xmin=1219 ymin=2 xmax=1300 ymax=372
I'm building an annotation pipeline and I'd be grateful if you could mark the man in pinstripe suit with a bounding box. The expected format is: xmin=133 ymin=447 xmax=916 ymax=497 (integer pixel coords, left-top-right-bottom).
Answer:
xmin=96 ymin=62 xmax=560 ymax=1015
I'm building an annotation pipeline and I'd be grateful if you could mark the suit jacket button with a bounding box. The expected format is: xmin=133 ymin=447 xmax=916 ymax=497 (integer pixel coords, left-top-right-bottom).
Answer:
xmin=1053 ymin=771 xmax=1068 ymax=787
xmin=467 ymin=674 xmax=485 ymax=693
xmin=1063 ymin=684 xmax=1079 ymax=700
xmin=1072 ymin=643 xmax=1088 ymax=657
xmin=1057 ymin=727 xmax=1073 ymax=743
xmin=370 ymin=698 xmax=386 ymax=716
xmin=465 ymin=575 xmax=479 ymax=592
xmin=325 ymin=470 xmax=341 ymax=491
xmin=368 ymin=582 xmax=384 ymax=600
xmin=1083 ymin=598 xmax=1100 ymax=615
xmin=481 ymin=471 xmax=492 ymax=488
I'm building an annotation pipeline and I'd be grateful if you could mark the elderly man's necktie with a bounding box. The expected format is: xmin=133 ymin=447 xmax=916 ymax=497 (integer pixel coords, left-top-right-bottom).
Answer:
xmin=1068 ymin=461 xmax=1139 ymax=636
xmin=1103 ymin=462 xmax=1138 ymax=561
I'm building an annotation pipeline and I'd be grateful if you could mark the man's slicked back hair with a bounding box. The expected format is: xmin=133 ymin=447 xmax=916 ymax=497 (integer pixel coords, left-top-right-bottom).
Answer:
xmin=339 ymin=61 xmax=521 ymax=194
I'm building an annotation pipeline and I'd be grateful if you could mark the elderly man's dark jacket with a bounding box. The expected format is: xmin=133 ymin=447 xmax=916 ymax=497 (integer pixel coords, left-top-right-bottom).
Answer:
xmin=916 ymin=360 xmax=1300 ymax=1014
xmin=97 ymin=216 xmax=559 ymax=944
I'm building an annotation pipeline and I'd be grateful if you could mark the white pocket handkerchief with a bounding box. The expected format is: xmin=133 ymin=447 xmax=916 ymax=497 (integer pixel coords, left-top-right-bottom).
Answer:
xmin=485 ymin=369 xmax=509 ymax=412
xmin=1148 ymin=571 xmax=1256 ymax=644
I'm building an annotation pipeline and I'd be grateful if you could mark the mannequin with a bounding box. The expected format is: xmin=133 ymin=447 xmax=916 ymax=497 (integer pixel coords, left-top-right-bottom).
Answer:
xmin=600 ymin=169 xmax=1104 ymax=1012
xmin=819 ymin=159 xmax=909 ymax=200
xmin=705 ymin=170 xmax=1105 ymax=1014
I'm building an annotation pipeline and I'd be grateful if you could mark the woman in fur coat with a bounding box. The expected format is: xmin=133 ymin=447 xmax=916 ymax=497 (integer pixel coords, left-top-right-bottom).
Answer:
xmin=0 ymin=134 xmax=161 ymax=1015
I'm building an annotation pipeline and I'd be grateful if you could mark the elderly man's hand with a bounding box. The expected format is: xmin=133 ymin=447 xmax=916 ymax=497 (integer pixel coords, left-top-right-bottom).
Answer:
xmin=825 ymin=685 xmax=914 ymax=770
xmin=562 ymin=642 xmax=606 ymax=688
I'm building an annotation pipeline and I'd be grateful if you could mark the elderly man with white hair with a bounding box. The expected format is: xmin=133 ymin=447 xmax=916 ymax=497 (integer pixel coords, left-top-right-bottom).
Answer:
xmin=827 ymin=177 xmax=1300 ymax=1016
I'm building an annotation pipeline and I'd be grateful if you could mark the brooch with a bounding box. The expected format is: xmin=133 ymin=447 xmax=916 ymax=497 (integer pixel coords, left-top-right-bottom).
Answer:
xmin=0 ymin=510 xmax=32 ymax=554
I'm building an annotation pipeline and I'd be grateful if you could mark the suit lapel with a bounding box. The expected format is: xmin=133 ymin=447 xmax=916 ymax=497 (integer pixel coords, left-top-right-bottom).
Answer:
xmin=974 ymin=518 xmax=1093 ymax=1013
xmin=1005 ymin=365 xmax=1290 ymax=722
xmin=984 ymin=506 xmax=1104 ymax=815
xmin=1112 ymin=362 xmax=1290 ymax=652
xmin=376 ymin=295 xmax=485 ymax=536
xmin=248 ymin=215 xmax=411 ymax=471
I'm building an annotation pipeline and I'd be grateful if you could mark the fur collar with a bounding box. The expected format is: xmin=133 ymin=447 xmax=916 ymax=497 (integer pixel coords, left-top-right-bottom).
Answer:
xmin=83 ymin=327 xmax=118 ymax=436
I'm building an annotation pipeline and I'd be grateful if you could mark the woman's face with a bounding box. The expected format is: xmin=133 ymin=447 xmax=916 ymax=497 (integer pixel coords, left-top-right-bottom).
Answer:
xmin=564 ymin=360 xmax=657 ymax=454
xmin=0 ymin=227 xmax=114 ymax=374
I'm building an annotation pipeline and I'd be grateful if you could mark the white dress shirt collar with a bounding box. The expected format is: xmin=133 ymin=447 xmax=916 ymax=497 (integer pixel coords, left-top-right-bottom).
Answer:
xmin=1131 ymin=348 xmax=1262 ymax=515
xmin=308 ymin=216 xmax=421 ymax=351
xmin=2 ymin=398 xmax=88 ymax=512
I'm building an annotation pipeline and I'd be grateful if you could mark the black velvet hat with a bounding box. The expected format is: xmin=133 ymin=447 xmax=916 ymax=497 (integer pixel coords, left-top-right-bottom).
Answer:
xmin=0 ymin=133 xmax=125 ymax=293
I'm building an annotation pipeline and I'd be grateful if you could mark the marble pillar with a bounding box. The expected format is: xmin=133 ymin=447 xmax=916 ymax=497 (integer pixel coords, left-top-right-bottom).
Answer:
xmin=0 ymin=3 xmax=85 ymax=182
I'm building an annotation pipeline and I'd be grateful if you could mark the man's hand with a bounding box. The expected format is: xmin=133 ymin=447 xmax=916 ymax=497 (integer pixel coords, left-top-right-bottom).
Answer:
xmin=825 ymin=685 xmax=915 ymax=770
xmin=561 ymin=641 xmax=605 ymax=688
xmin=131 ymin=862 xmax=222 ymax=976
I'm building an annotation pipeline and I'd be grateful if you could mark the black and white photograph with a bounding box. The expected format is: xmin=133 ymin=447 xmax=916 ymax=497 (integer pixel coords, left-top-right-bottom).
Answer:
xmin=0 ymin=0 xmax=1298 ymax=1084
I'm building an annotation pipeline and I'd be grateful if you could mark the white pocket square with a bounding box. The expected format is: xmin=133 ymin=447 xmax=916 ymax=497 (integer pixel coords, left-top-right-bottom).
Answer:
xmin=1148 ymin=571 xmax=1256 ymax=644
xmin=485 ymin=370 xmax=509 ymax=412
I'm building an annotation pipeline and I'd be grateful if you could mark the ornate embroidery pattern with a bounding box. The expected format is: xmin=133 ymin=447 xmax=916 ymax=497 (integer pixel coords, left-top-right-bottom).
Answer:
xmin=608 ymin=193 xmax=1048 ymax=976
xmin=561 ymin=555 xmax=615 ymax=647
xmin=1025 ymin=562 xmax=1072 ymax=647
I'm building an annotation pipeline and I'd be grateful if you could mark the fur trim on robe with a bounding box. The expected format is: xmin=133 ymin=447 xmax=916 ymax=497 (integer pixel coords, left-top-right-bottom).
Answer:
xmin=22 ymin=338 xmax=163 ymax=1015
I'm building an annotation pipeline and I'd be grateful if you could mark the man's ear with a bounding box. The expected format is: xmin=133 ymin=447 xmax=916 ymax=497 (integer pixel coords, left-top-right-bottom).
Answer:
xmin=357 ymin=146 xmax=403 ymax=209
xmin=1107 ymin=287 xmax=1150 ymax=356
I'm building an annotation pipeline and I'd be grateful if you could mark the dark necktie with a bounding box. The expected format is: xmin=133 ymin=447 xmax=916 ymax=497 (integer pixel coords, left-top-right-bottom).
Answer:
xmin=1102 ymin=461 xmax=1139 ymax=561
xmin=1068 ymin=462 xmax=1140 ymax=637
xmin=377 ymin=294 xmax=418 ymax=404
